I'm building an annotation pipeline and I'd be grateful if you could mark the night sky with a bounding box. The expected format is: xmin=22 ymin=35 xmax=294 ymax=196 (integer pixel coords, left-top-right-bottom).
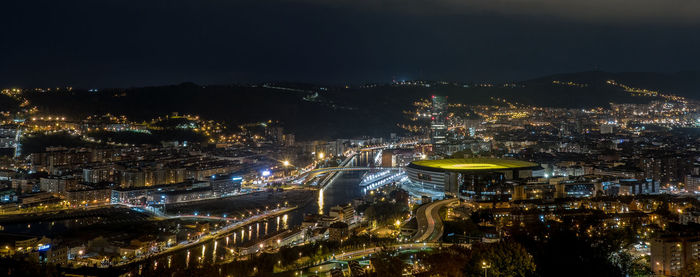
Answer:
xmin=1 ymin=0 xmax=699 ymax=88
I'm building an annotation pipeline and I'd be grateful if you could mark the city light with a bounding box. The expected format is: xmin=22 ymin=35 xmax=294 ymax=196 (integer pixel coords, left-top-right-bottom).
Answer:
xmin=0 ymin=23 xmax=696 ymax=275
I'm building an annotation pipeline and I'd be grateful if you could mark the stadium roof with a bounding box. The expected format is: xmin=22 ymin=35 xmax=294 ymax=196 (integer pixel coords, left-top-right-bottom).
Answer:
xmin=409 ymin=158 xmax=539 ymax=172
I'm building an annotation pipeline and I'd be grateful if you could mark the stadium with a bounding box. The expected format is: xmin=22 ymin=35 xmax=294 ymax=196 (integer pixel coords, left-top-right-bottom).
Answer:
xmin=405 ymin=158 xmax=540 ymax=199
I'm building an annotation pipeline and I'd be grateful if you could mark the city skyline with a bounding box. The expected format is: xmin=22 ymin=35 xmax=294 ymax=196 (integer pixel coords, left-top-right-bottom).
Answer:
xmin=1 ymin=1 xmax=699 ymax=276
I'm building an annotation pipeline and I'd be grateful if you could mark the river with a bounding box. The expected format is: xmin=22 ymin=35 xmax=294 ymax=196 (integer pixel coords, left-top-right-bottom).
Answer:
xmin=0 ymin=151 xmax=380 ymax=273
xmin=126 ymin=150 xmax=378 ymax=271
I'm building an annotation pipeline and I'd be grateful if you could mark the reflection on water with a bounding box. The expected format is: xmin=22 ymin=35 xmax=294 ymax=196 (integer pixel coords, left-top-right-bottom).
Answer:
xmin=144 ymin=151 xmax=376 ymax=268
xmin=185 ymin=250 xmax=190 ymax=268
xmin=212 ymin=241 xmax=217 ymax=263
xmin=120 ymin=150 xmax=380 ymax=273
xmin=318 ymin=188 xmax=324 ymax=215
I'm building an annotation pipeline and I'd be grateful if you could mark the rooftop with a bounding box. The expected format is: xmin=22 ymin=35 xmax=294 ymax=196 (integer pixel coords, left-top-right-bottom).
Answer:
xmin=409 ymin=158 xmax=538 ymax=171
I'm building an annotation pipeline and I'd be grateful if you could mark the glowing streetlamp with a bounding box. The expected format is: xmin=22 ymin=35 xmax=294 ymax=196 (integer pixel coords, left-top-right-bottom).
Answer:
xmin=318 ymin=153 xmax=325 ymax=159
xmin=482 ymin=261 xmax=491 ymax=277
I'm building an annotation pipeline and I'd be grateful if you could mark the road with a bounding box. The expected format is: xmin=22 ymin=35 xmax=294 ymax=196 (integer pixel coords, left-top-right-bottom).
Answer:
xmin=412 ymin=198 xmax=458 ymax=243
xmin=293 ymin=242 xmax=469 ymax=276
xmin=331 ymin=242 xmax=465 ymax=261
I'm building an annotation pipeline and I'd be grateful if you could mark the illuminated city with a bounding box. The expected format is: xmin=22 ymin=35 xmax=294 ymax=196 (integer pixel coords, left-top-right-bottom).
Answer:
xmin=1 ymin=1 xmax=700 ymax=277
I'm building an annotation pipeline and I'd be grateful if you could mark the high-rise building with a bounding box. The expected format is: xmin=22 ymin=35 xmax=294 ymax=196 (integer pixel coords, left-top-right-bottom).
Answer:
xmin=651 ymin=234 xmax=700 ymax=276
xmin=430 ymin=95 xmax=447 ymax=155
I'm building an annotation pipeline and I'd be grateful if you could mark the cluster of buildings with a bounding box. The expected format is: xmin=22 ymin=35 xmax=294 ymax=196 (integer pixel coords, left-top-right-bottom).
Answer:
xmin=0 ymin=146 xmax=257 ymax=210
xmin=302 ymin=203 xmax=356 ymax=242
xmin=394 ymin=92 xmax=700 ymax=275
xmin=0 ymin=218 xmax=214 ymax=267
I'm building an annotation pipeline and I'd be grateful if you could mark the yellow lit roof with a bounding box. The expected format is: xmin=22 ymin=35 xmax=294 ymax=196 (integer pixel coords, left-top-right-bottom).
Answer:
xmin=410 ymin=158 xmax=538 ymax=171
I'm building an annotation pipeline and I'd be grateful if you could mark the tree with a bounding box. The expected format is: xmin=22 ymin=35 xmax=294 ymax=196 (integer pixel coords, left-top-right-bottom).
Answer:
xmin=419 ymin=246 xmax=469 ymax=277
xmin=418 ymin=242 xmax=535 ymax=277
xmin=464 ymin=241 xmax=535 ymax=277
xmin=680 ymin=261 xmax=700 ymax=277
xmin=370 ymin=249 xmax=406 ymax=277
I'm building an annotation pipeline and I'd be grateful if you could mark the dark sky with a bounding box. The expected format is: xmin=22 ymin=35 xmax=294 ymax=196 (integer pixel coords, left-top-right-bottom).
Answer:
xmin=1 ymin=0 xmax=699 ymax=88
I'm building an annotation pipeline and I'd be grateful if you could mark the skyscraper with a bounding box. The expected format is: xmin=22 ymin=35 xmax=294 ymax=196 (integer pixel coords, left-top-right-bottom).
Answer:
xmin=430 ymin=95 xmax=447 ymax=155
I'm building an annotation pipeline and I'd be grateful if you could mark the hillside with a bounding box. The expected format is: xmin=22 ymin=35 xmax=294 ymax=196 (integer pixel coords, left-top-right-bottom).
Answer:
xmin=12 ymin=71 xmax=699 ymax=140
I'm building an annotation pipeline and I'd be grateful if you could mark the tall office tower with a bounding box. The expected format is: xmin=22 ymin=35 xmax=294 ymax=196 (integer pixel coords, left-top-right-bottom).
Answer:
xmin=430 ymin=95 xmax=447 ymax=155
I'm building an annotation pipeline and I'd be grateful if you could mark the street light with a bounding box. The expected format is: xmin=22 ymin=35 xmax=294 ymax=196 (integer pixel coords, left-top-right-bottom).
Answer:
xmin=283 ymin=160 xmax=290 ymax=166
xmin=482 ymin=261 xmax=491 ymax=277
xmin=318 ymin=153 xmax=325 ymax=159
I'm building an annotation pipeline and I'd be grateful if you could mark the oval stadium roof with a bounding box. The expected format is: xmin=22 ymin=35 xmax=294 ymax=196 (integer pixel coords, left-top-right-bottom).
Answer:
xmin=409 ymin=158 xmax=539 ymax=172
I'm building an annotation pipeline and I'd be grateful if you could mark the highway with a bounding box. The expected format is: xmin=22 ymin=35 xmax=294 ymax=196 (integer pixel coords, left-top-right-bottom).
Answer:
xmin=293 ymin=242 xmax=469 ymax=276
xmin=412 ymin=198 xmax=458 ymax=243
xmin=330 ymin=242 xmax=465 ymax=261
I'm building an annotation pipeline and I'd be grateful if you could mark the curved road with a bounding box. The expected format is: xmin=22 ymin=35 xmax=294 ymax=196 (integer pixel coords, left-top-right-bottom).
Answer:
xmin=412 ymin=198 xmax=458 ymax=242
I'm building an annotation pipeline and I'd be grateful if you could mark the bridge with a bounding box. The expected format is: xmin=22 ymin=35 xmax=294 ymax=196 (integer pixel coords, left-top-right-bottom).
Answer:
xmin=299 ymin=139 xmax=417 ymax=186
xmin=286 ymin=242 xmax=470 ymax=276
xmin=356 ymin=139 xmax=421 ymax=152
xmin=301 ymin=166 xmax=403 ymax=182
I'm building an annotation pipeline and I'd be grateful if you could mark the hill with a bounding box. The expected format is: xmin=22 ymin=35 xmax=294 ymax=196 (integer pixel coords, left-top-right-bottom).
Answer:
xmin=14 ymin=71 xmax=699 ymax=140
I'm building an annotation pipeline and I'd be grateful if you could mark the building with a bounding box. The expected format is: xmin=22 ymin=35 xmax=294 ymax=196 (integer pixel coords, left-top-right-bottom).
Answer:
xmin=110 ymin=181 xmax=210 ymax=205
xmin=12 ymin=178 xmax=38 ymax=194
xmin=600 ymin=124 xmax=614 ymax=134
xmin=209 ymin=174 xmax=243 ymax=196
xmin=554 ymin=181 xmax=596 ymax=198
xmin=0 ymin=125 xmax=20 ymax=157
xmin=39 ymin=176 xmax=79 ymax=195
xmin=82 ymin=166 xmax=116 ymax=184
xmin=0 ymin=188 xmax=17 ymax=203
xmin=618 ymin=179 xmax=658 ymax=195
xmin=283 ymin=133 xmax=295 ymax=147
xmin=20 ymin=192 xmax=58 ymax=205
xmin=686 ymin=175 xmax=700 ymax=193
xmin=406 ymin=158 xmax=540 ymax=199
xmin=512 ymin=183 xmax=556 ymax=201
xmin=328 ymin=222 xmax=349 ymax=242
xmin=265 ymin=126 xmax=284 ymax=143
xmin=679 ymin=209 xmax=700 ymax=225
xmin=430 ymin=95 xmax=448 ymax=155
xmin=151 ymin=187 xmax=213 ymax=204
xmin=66 ymin=188 xmax=112 ymax=205
xmin=651 ymin=233 xmax=700 ymax=276
xmin=329 ymin=204 xmax=355 ymax=224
